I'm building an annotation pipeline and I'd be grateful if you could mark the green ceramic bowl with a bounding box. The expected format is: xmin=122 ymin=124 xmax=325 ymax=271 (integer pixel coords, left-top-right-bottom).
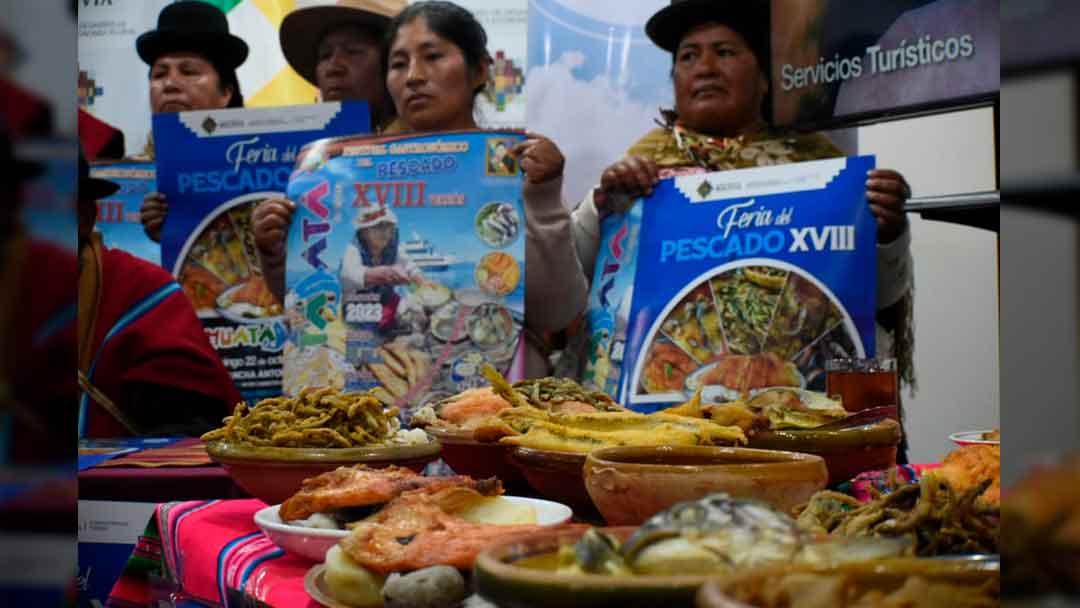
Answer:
xmin=474 ymin=526 xmax=714 ymax=608
xmin=747 ymin=418 xmax=902 ymax=485
xmin=205 ymin=440 xmax=441 ymax=505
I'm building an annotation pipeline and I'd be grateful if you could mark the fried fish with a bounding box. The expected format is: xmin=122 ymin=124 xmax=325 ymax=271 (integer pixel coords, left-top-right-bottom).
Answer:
xmin=340 ymin=486 xmax=576 ymax=574
xmin=278 ymin=464 xmax=502 ymax=522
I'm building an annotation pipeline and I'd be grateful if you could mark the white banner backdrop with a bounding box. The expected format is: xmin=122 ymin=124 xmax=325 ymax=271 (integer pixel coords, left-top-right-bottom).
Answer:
xmin=526 ymin=0 xmax=672 ymax=204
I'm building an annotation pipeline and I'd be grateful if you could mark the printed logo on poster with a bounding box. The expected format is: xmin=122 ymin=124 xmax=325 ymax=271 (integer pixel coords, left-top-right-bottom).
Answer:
xmin=582 ymin=156 xmax=877 ymax=412
xmin=284 ymin=131 xmax=527 ymax=417
xmin=153 ymin=102 xmax=371 ymax=401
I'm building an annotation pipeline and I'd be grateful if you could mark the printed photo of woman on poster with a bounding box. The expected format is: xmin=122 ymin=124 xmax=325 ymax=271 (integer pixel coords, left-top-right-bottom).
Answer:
xmin=339 ymin=204 xmax=425 ymax=333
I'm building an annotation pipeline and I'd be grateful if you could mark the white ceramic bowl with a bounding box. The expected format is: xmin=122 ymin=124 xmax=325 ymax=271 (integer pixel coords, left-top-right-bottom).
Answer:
xmin=255 ymin=496 xmax=574 ymax=562
xmin=948 ymin=430 xmax=1000 ymax=447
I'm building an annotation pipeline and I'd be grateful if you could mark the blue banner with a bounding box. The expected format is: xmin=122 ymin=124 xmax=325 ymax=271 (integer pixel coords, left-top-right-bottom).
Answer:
xmin=584 ymin=156 xmax=877 ymax=412
xmin=152 ymin=102 xmax=370 ymax=401
xmin=284 ymin=131 xmax=527 ymax=416
xmin=89 ymin=160 xmax=159 ymax=265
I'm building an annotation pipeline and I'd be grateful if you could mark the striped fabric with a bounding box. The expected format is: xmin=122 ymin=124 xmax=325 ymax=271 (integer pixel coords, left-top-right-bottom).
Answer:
xmin=145 ymin=499 xmax=314 ymax=607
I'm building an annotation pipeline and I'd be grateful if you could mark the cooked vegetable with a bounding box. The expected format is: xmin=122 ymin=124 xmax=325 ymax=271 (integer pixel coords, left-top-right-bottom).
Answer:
xmin=201 ymin=386 xmax=406 ymax=448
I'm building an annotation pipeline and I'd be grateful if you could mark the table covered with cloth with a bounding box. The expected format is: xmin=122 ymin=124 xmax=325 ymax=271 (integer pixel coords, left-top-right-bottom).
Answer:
xmin=104 ymin=464 xmax=941 ymax=607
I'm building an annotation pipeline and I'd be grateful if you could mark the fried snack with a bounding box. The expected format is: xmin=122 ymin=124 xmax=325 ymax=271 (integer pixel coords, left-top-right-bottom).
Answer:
xmin=365 ymin=338 xmax=433 ymax=403
xmin=340 ymin=485 xmax=570 ymax=575
xmin=473 ymin=405 xmax=747 ymax=453
xmin=796 ymin=474 xmax=999 ymax=557
xmin=660 ymin=390 xmax=768 ymax=434
xmin=279 ymin=464 xmax=502 ymax=521
xmin=933 ymin=445 xmax=1000 ymax=508
xmin=746 ymin=388 xmax=847 ymax=430
xmin=200 ymin=386 xmax=402 ymax=448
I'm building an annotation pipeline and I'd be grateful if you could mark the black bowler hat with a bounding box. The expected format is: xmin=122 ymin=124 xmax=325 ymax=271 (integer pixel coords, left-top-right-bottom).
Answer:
xmin=79 ymin=148 xmax=119 ymax=201
xmin=136 ymin=0 xmax=249 ymax=69
xmin=645 ymin=0 xmax=769 ymax=67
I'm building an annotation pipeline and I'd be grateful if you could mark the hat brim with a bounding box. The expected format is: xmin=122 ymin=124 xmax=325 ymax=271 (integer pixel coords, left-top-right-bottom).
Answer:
xmin=136 ymin=29 xmax=249 ymax=69
xmin=280 ymin=6 xmax=392 ymax=86
xmin=81 ymin=176 xmax=120 ymax=201
xmin=645 ymin=0 xmax=767 ymax=53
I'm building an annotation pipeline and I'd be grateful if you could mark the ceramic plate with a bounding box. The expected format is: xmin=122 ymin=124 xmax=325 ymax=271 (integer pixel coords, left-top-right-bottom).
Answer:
xmin=258 ymin=496 xmax=574 ymax=562
xmin=948 ymin=430 xmax=1000 ymax=446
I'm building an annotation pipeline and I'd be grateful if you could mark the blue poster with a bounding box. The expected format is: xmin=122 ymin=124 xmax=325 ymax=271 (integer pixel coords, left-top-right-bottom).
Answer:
xmin=89 ymin=160 xmax=159 ymax=265
xmin=584 ymin=156 xmax=878 ymax=412
xmin=153 ymin=102 xmax=370 ymax=401
xmin=284 ymin=131 xmax=526 ymax=416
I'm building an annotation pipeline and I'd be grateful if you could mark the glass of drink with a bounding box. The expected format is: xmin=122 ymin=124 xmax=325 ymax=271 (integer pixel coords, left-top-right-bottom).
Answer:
xmin=825 ymin=358 xmax=898 ymax=414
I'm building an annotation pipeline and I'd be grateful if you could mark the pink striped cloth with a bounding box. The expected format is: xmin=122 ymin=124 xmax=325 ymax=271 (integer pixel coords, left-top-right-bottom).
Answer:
xmin=157 ymin=499 xmax=320 ymax=607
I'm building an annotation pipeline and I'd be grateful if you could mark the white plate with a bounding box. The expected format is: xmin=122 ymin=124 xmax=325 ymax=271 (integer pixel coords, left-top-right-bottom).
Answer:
xmin=948 ymin=430 xmax=1000 ymax=446
xmin=256 ymin=496 xmax=573 ymax=562
xmin=684 ymin=362 xmax=806 ymax=404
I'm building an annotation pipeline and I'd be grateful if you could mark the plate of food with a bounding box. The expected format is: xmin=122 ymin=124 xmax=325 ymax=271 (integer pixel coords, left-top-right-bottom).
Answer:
xmin=201 ymin=387 xmax=439 ymax=504
xmin=414 ymin=282 xmax=451 ymax=310
xmin=215 ymin=275 xmax=284 ymax=323
xmin=430 ymin=301 xmax=468 ymax=343
xmin=475 ymin=201 xmax=520 ymax=248
xmin=473 ymin=493 xmax=912 ymax=608
xmin=684 ymin=352 xmax=805 ymax=404
xmin=466 ymin=302 xmax=516 ymax=350
xmin=297 ymin=465 xmax=584 ymax=608
xmin=949 ymin=429 xmax=1000 ymax=446
xmin=255 ymin=464 xmax=572 ymax=562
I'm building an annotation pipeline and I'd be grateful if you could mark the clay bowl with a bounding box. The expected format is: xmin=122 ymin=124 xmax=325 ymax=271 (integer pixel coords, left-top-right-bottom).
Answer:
xmin=424 ymin=427 xmax=530 ymax=491
xmin=584 ymin=446 xmax=827 ymax=526
xmin=205 ymin=440 xmax=441 ymax=505
xmin=747 ymin=418 xmax=902 ymax=485
xmin=474 ymin=526 xmax=715 ymax=608
xmin=696 ymin=557 xmax=1000 ymax=607
xmin=507 ymin=447 xmax=598 ymax=518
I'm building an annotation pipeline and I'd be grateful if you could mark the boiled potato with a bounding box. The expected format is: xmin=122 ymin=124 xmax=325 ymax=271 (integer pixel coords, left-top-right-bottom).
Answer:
xmin=324 ymin=545 xmax=386 ymax=607
xmin=455 ymin=497 xmax=537 ymax=525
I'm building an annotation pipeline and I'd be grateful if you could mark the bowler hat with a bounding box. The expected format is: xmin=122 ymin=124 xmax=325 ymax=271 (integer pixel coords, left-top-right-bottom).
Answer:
xmin=136 ymin=0 xmax=249 ymax=69
xmin=645 ymin=0 xmax=769 ymax=67
xmin=280 ymin=0 xmax=405 ymax=85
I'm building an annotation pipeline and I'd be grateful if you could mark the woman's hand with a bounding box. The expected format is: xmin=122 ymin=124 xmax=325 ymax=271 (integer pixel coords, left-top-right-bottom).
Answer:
xmin=252 ymin=198 xmax=295 ymax=266
xmin=140 ymin=192 xmax=168 ymax=242
xmin=365 ymin=265 xmax=412 ymax=286
xmin=595 ymin=156 xmax=660 ymax=215
xmin=866 ymin=169 xmax=910 ymax=244
xmin=513 ymin=132 xmax=565 ymax=185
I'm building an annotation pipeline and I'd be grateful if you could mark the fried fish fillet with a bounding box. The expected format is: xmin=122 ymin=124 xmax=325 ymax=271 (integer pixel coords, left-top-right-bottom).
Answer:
xmin=340 ymin=486 xmax=578 ymax=574
xmin=278 ymin=465 xmax=502 ymax=522
xmin=933 ymin=444 xmax=1000 ymax=508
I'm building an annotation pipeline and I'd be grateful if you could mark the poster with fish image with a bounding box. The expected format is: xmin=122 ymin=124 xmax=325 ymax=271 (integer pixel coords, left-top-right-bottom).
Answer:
xmin=283 ymin=131 xmax=527 ymax=416
xmin=153 ymin=102 xmax=370 ymax=402
xmin=89 ymin=159 xmax=159 ymax=265
xmin=583 ymin=156 xmax=877 ymax=412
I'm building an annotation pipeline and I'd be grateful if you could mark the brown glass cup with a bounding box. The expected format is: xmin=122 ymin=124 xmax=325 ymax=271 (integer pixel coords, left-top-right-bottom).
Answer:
xmin=825 ymin=358 xmax=899 ymax=414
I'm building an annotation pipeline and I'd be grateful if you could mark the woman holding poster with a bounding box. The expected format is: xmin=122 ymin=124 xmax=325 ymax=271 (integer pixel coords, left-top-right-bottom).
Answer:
xmin=339 ymin=204 xmax=425 ymax=333
xmin=255 ymin=0 xmax=587 ymax=378
xmin=572 ymin=0 xmax=915 ymax=459
xmin=136 ymin=1 xmax=248 ymax=243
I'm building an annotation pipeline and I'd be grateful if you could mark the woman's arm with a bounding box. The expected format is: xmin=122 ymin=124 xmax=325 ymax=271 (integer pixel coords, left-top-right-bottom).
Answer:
xmin=523 ymin=176 xmax=589 ymax=332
